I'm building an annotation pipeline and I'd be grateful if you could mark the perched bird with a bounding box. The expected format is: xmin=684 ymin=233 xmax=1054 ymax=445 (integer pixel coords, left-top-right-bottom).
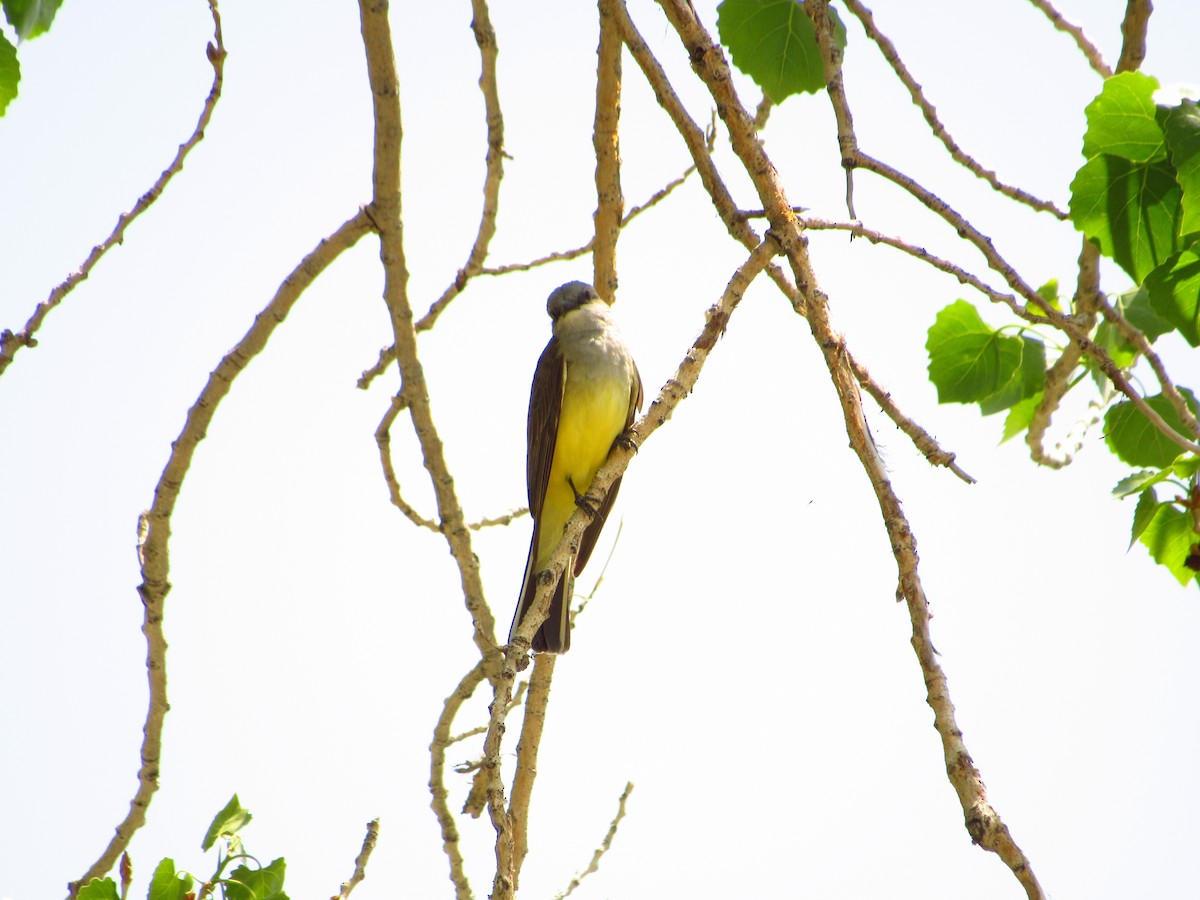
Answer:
xmin=509 ymin=281 xmax=643 ymax=653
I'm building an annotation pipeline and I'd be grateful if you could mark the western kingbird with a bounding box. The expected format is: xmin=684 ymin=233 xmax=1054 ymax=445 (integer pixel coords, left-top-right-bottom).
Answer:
xmin=509 ymin=281 xmax=643 ymax=653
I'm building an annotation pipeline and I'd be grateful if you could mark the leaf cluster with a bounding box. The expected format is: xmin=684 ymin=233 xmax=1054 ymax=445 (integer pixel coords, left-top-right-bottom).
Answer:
xmin=924 ymin=72 xmax=1200 ymax=587
xmin=77 ymin=796 xmax=290 ymax=900
xmin=710 ymin=2 xmax=1198 ymax=589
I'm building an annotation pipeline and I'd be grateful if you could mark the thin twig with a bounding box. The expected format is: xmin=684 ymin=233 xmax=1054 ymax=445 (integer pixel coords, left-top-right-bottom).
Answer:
xmin=430 ymin=662 xmax=487 ymax=900
xmin=449 ymin=681 xmax=527 ymax=746
xmin=553 ymin=782 xmax=634 ymax=899
xmin=331 ymin=819 xmax=381 ymax=900
xmin=67 ymin=210 xmax=374 ymax=898
xmin=480 ymin=168 xmax=696 ymax=277
xmin=1026 ymin=0 xmax=1112 ymax=77
xmin=1095 ymin=296 xmax=1200 ymax=439
xmin=411 ymin=0 xmax=507 ymax=333
xmin=570 ymin=518 xmax=624 ymax=625
xmin=0 ymin=0 xmax=227 ymax=377
xmin=468 ymin=507 xmax=528 ymax=530
xmin=356 ymin=166 xmax=697 ymax=390
xmin=849 ymin=356 xmax=976 ymax=483
xmin=841 ymin=0 xmax=1066 ymax=218
xmin=375 ymin=392 xmax=441 ymax=531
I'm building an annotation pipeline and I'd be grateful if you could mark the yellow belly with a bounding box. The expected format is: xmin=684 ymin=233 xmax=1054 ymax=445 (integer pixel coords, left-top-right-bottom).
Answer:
xmin=535 ymin=376 xmax=629 ymax=565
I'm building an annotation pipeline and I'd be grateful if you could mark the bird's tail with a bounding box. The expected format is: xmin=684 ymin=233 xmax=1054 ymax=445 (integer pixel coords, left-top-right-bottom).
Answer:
xmin=510 ymin=539 xmax=573 ymax=653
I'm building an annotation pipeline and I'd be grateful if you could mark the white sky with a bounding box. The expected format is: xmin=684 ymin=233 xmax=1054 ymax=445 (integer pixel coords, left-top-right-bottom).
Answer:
xmin=2 ymin=1 xmax=1198 ymax=899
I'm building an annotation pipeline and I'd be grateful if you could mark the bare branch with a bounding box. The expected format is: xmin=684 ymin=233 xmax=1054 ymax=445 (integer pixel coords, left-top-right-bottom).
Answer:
xmin=510 ymin=654 xmax=556 ymax=888
xmin=605 ymin=0 xmax=803 ymax=306
xmin=657 ymin=0 xmax=1046 ymax=892
xmin=1115 ymin=0 xmax=1152 ymax=74
xmin=554 ymin=782 xmax=634 ymax=899
xmin=430 ymin=662 xmax=487 ymax=900
xmin=375 ymin=392 xmax=441 ymax=531
xmin=450 ymin=681 xmax=527 ymax=746
xmin=480 ymin=167 xmax=697 ymax=277
xmin=849 ymin=356 xmax=976 ymax=484
xmin=331 ymin=819 xmax=381 ymax=900
xmin=841 ymin=0 xmax=1067 ymax=218
xmin=356 ymin=165 xmax=697 ymax=391
xmin=67 ymin=209 xmax=373 ymax=898
xmin=1026 ymin=0 xmax=1113 ymax=77
xmin=358 ymin=0 xmax=501 ymax=661
xmin=1 ymin=0 xmax=227 ymax=378
xmin=411 ymin=0 xmax=507 ymax=333
xmin=593 ymin=0 xmax=624 ymax=300
xmin=468 ymin=507 xmax=529 ymax=529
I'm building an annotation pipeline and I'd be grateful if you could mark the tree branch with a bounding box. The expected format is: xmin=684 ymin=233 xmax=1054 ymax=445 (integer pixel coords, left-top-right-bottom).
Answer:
xmin=67 ymin=209 xmax=373 ymax=898
xmin=1115 ymin=0 xmax=1152 ymax=74
xmin=657 ymin=0 xmax=1046 ymax=893
xmin=356 ymin=166 xmax=697 ymax=391
xmin=509 ymin=653 xmax=556 ymax=888
xmin=0 ymin=0 xmax=227 ymax=378
xmin=593 ymin=0 xmax=624 ymax=300
xmin=357 ymin=0 xmax=501 ymax=662
xmin=1026 ymin=0 xmax=1112 ymax=77
xmin=430 ymin=661 xmax=487 ymax=900
xmin=332 ymin=819 xmax=381 ymax=900
xmin=411 ymin=0 xmax=507 ymax=333
xmin=841 ymin=0 xmax=1066 ymax=217
xmin=553 ymin=782 xmax=634 ymax=899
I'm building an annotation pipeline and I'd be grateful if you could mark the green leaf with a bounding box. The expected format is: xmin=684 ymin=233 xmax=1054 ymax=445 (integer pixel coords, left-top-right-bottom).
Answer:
xmin=1121 ymin=284 xmax=1173 ymax=340
xmin=1070 ymin=155 xmax=1182 ymax=283
xmin=1138 ymin=501 xmax=1199 ymax=586
xmin=202 ymin=794 xmax=253 ymax=851
xmin=1130 ymin=489 xmax=1161 ymax=547
xmin=225 ymin=859 xmax=288 ymax=900
xmin=1104 ymin=389 xmax=1199 ymax=468
xmin=1029 ymin=278 xmax=1061 ymax=318
xmin=1164 ymin=100 xmax=1200 ymax=236
xmin=717 ymin=0 xmax=846 ymax=102
xmin=1093 ymin=317 xmax=1138 ymax=369
xmin=2 ymin=0 xmax=62 ymax=39
xmin=1082 ymin=72 xmax=1166 ymax=163
xmin=0 ymin=30 xmax=17 ymax=117
xmin=1145 ymin=244 xmax=1200 ymax=346
xmin=1174 ymin=454 xmax=1200 ymax=478
xmin=979 ymin=334 xmax=1046 ymax=415
xmin=1001 ymin=392 xmax=1042 ymax=443
xmin=149 ymin=859 xmax=194 ymax=900
xmin=1114 ymin=469 xmax=1170 ymax=498
xmin=926 ymin=300 xmax=1023 ymax=404
xmin=76 ymin=879 xmax=120 ymax=900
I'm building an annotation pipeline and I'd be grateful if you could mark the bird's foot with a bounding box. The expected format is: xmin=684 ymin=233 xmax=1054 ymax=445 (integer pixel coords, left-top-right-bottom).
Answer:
xmin=615 ymin=430 xmax=640 ymax=453
xmin=568 ymin=476 xmax=601 ymax=517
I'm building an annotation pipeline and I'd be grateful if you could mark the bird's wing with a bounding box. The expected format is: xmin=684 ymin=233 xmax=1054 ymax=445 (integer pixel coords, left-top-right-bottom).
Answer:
xmin=527 ymin=336 xmax=564 ymax=518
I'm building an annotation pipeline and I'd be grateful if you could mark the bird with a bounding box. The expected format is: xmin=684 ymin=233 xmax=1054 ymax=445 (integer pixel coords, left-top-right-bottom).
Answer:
xmin=508 ymin=281 xmax=643 ymax=653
